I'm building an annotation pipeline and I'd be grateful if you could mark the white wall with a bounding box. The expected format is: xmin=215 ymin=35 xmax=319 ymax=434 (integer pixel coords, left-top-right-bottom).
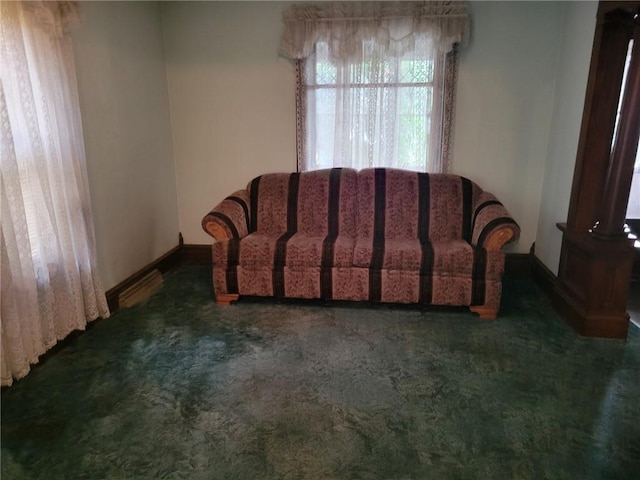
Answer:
xmin=163 ymin=1 xmax=568 ymax=252
xmin=535 ymin=1 xmax=598 ymax=275
xmin=452 ymin=1 xmax=564 ymax=253
xmin=73 ymin=1 xmax=179 ymax=290
xmin=162 ymin=1 xmax=296 ymax=244
xmin=65 ymin=0 xmax=597 ymax=287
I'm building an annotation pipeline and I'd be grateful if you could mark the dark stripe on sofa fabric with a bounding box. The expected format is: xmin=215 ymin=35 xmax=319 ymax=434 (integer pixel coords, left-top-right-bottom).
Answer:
xmin=321 ymin=168 xmax=342 ymax=299
xmin=471 ymin=246 xmax=487 ymax=305
xmin=327 ymin=169 xmax=341 ymax=239
xmin=417 ymin=173 xmax=430 ymax=242
xmin=418 ymin=173 xmax=433 ymax=304
xmin=477 ymin=217 xmax=518 ymax=247
xmin=273 ymin=173 xmax=300 ymax=298
xmin=461 ymin=177 xmax=473 ymax=243
xmin=286 ymin=173 xmax=300 ymax=232
xmin=249 ymin=176 xmax=261 ymax=233
xmin=472 ymin=200 xmax=502 ymax=230
xmin=226 ymin=238 xmax=240 ymax=293
xmin=419 ymin=243 xmax=434 ymax=305
xmin=226 ymin=195 xmax=250 ymax=233
xmin=209 ymin=212 xmax=239 ymax=239
xmin=369 ymin=169 xmax=386 ymax=303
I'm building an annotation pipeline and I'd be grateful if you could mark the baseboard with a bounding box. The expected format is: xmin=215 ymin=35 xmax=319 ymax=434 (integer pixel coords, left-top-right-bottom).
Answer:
xmin=105 ymin=244 xmax=183 ymax=312
xmin=182 ymin=244 xmax=212 ymax=264
xmin=504 ymin=253 xmax=531 ymax=276
xmin=531 ymin=254 xmax=557 ymax=298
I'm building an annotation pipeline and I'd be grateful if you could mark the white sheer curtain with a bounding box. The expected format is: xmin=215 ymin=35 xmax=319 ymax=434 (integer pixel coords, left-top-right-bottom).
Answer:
xmin=281 ymin=1 xmax=470 ymax=172
xmin=303 ymin=36 xmax=444 ymax=171
xmin=1 ymin=1 xmax=109 ymax=386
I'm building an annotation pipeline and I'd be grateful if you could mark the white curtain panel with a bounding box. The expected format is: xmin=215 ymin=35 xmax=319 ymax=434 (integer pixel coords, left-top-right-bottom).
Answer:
xmin=1 ymin=1 xmax=109 ymax=386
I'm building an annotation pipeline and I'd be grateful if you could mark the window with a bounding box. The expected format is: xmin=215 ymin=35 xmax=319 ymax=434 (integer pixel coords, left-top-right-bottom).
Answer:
xmin=299 ymin=39 xmax=457 ymax=172
xmin=280 ymin=2 xmax=469 ymax=173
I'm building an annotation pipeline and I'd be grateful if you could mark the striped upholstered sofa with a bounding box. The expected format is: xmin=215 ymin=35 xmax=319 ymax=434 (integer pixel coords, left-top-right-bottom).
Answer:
xmin=202 ymin=168 xmax=520 ymax=318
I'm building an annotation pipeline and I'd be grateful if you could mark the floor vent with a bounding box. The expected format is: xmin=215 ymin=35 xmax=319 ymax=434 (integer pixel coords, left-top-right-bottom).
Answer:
xmin=119 ymin=269 xmax=163 ymax=308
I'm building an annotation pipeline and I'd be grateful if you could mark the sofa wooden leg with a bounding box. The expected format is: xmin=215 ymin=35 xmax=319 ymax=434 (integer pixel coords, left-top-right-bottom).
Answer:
xmin=469 ymin=306 xmax=497 ymax=320
xmin=216 ymin=293 xmax=239 ymax=306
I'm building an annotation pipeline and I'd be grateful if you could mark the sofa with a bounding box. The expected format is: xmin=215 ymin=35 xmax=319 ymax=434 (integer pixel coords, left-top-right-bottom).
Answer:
xmin=202 ymin=168 xmax=520 ymax=318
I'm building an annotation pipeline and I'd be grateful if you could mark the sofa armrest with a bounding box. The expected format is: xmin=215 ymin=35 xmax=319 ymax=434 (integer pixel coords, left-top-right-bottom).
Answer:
xmin=471 ymin=193 xmax=520 ymax=250
xmin=202 ymin=190 xmax=251 ymax=241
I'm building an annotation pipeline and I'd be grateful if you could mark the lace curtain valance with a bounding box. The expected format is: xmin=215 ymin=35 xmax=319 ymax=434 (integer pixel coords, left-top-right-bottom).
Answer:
xmin=18 ymin=1 xmax=79 ymax=38
xmin=280 ymin=1 xmax=470 ymax=61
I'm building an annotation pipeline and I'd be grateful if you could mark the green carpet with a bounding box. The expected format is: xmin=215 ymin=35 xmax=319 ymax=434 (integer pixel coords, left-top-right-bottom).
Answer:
xmin=2 ymin=266 xmax=639 ymax=479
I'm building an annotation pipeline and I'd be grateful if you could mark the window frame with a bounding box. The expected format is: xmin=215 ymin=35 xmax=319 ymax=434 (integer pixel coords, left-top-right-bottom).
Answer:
xmin=295 ymin=44 xmax=460 ymax=173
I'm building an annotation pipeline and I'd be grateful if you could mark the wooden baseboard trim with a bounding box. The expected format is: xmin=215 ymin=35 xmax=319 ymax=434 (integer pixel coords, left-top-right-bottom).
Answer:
xmin=504 ymin=252 xmax=531 ymax=276
xmin=105 ymin=243 xmax=183 ymax=312
xmin=182 ymin=244 xmax=212 ymax=265
xmin=531 ymin=254 xmax=557 ymax=298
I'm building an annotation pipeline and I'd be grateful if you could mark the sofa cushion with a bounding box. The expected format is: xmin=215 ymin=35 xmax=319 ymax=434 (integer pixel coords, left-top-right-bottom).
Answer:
xmin=353 ymin=238 xmax=423 ymax=270
xmin=295 ymin=168 xmax=358 ymax=237
xmin=247 ymin=168 xmax=358 ymax=238
xmin=353 ymin=238 xmax=502 ymax=279
xmin=213 ymin=234 xmax=278 ymax=269
xmin=247 ymin=174 xmax=292 ymax=235
xmin=430 ymin=240 xmax=477 ymax=275
xmin=356 ymin=168 xmax=482 ymax=242
xmin=213 ymin=233 xmax=355 ymax=269
xmin=285 ymin=234 xmax=355 ymax=268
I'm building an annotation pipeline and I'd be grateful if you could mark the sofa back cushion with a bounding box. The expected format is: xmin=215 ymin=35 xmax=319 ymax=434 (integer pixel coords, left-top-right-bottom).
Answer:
xmin=296 ymin=168 xmax=358 ymax=237
xmin=356 ymin=169 xmax=481 ymax=242
xmin=247 ymin=168 xmax=358 ymax=237
xmin=247 ymin=173 xmax=291 ymax=235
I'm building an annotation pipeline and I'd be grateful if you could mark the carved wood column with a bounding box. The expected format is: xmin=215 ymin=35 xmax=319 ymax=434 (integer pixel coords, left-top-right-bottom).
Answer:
xmin=555 ymin=2 xmax=639 ymax=338
xmin=591 ymin=21 xmax=640 ymax=238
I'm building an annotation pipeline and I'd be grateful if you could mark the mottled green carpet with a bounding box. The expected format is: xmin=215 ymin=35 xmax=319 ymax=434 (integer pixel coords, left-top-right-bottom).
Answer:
xmin=2 ymin=266 xmax=639 ymax=480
